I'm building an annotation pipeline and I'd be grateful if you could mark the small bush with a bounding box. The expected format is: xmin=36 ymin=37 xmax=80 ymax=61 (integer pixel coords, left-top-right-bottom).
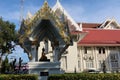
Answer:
xmin=0 ymin=74 xmax=38 ymax=80
xmin=48 ymin=73 xmax=120 ymax=80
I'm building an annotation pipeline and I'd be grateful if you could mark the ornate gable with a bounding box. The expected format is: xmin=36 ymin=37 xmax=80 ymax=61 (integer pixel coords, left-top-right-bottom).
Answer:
xmin=19 ymin=1 xmax=71 ymax=44
xmin=99 ymin=18 xmax=120 ymax=29
xmin=18 ymin=1 xmax=73 ymax=60
xmin=52 ymin=0 xmax=82 ymax=31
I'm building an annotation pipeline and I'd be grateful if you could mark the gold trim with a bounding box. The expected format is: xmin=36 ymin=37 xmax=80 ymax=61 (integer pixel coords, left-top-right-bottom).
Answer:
xmin=19 ymin=0 xmax=72 ymax=49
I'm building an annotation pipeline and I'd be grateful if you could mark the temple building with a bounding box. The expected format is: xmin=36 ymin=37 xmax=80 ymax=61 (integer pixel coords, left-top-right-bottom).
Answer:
xmin=45 ymin=18 xmax=120 ymax=73
xmin=77 ymin=19 xmax=120 ymax=72
xmin=18 ymin=0 xmax=120 ymax=74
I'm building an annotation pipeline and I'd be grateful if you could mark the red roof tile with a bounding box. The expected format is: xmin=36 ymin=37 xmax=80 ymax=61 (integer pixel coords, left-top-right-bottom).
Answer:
xmin=71 ymin=31 xmax=87 ymax=35
xmin=78 ymin=29 xmax=120 ymax=46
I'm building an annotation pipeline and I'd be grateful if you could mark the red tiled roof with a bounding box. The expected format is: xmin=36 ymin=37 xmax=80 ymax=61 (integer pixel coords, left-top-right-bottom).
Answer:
xmin=78 ymin=29 xmax=120 ymax=46
xmin=71 ymin=31 xmax=87 ymax=35
xmin=78 ymin=23 xmax=101 ymax=28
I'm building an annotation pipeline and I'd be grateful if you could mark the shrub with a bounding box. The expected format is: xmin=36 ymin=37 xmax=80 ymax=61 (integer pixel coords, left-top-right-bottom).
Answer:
xmin=0 ymin=74 xmax=38 ymax=80
xmin=48 ymin=73 xmax=120 ymax=80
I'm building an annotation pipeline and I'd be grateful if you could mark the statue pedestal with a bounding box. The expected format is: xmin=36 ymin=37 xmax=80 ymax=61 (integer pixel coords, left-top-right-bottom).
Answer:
xmin=28 ymin=62 xmax=62 ymax=80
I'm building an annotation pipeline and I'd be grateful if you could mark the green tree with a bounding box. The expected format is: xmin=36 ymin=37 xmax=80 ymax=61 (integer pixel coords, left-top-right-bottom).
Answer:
xmin=1 ymin=56 xmax=10 ymax=73
xmin=0 ymin=18 xmax=16 ymax=55
xmin=0 ymin=18 xmax=17 ymax=73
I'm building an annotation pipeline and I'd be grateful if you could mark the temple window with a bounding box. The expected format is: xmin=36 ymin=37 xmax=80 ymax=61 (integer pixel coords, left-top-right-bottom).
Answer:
xmin=86 ymin=61 xmax=93 ymax=69
xmin=110 ymin=53 xmax=118 ymax=61
xmin=84 ymin=47 xmax=87 ymax=54
xmin=98 ymin=48 xmax=101 ymax=54
xmin=103 ymin=48 xmax=105 ymax=54
xmin=110 ymin=53 xmax=119 ymax=68
xmin=84 ymin=47 xmax=91 ymax=54
xmin=98 ymin=47 xmax=105 ymax=54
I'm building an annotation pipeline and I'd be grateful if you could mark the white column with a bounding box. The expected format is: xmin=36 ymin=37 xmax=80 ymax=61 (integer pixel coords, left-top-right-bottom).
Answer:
xmin=53 ymin=46 xmax=59 ymax=62
xmin=80 ymin=47 xmax=83 ymax=71
xmin=116 ymin=47 xmax=120 ymax=69
xmin=105 ymin=47 xmax=109 ymax=71
xmin=82 ymin=47 xmax=86 ymax=71
xmin=77 ymin=47 xmax=81 ymax=71
xmin=30 ymin=45 xmax=37 ymax=62
xmin=38 ymin=42 xmax=44 ymax=61
xmin=94 ymin=47 xmax=98 ymax=69
xmin=92 ymin=47 xmax=95 ymax=69
xmin=107 ymin=47 xmax=112 ymax=71
xmin=44 ymin=40 xmax=48 ymax=54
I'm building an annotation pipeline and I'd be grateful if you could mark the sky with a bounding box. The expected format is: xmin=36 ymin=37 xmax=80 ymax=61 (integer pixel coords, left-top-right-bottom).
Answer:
xmin=0 ymin=0 xmax=120 ymax=62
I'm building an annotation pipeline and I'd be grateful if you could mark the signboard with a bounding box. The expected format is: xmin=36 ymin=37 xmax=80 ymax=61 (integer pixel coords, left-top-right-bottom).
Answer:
xmin=40 ymin=72 xmax=49 ymax=76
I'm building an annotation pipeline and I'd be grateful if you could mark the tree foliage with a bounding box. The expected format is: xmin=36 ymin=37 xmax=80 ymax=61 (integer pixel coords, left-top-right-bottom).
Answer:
xmin=0 ymin=18 xmax=16 ymax=55
xmin=1 ymin=56 xmax=10 ymax=73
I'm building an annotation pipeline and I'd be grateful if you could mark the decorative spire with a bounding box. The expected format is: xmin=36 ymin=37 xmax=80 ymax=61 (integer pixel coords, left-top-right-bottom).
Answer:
xmin=26 ymin=11 xmax=32 ymax=19
xmin=44 ymin=0 xmax=48 ymax=5
xmin=52 ymin=0 xmax=82 ymax=31
xmin=57 ymin=0 xmax=60 ymax=3
xmin=44 ymin=0 xmax=48 ymax=3
xmin=57 ymin=0 xmax=62 ymax=3
xmin=54 ymin=0 xmax=62 ymax=10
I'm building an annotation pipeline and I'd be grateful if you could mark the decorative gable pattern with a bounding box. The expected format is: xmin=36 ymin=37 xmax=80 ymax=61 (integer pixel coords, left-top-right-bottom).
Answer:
xmin=99 ymin=18 xmax=120 ymax=29
xmin=52 ymin=0 xmax=82 ymax=31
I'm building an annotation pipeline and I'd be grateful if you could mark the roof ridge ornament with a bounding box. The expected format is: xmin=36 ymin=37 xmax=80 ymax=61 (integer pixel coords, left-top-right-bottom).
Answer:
xmin=99 ymin=18 xmax=120 ymax=29
xmin=26 ymin=11 xmax=32 ymax=20
xmin=57 ymin=0 xmax=61 ymax=4
xmin=52 ymin=0 xmax=82 ymax=31
xmin=56 ymin=0 xmax=61 ymax=2
xmin=45 ymin=0 xmax=48 ymax=2
xmin=18 ymin=0 xmax=73 ymax=60
xmin=43 ymin=0 xmax=49 ymax=7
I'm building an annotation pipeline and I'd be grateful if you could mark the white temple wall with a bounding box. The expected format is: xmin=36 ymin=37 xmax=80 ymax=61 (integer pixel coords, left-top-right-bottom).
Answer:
xmin=65 ymin=42 xmax=78 ymax=73
xmin=38 ymin=41 xmax=44 ymax=61
xmin=78 ymin=46 xmax=120 ymax=72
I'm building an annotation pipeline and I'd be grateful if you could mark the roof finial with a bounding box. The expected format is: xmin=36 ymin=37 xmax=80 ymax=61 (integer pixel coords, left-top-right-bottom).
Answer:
xmin=57 ymin=0 xmax=59 ymax=2
xmin=57 ymin=0 xmax=61 ymax=3
xmin=45 ymin=0 xmax=47 ymax=2
xmin=43 ymin=0 xmax=48 ymax=6
xmin=57 ymin=0 xmax=62 ymax=3
xmin=44 ymin=0 xmax=48 ymax=3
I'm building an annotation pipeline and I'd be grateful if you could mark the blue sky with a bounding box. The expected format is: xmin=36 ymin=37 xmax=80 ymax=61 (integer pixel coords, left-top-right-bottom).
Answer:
xmin=1 ymin=0 xmax=120 ymax=29
xmin=0 ymin=0 xmax=120 ymax=62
